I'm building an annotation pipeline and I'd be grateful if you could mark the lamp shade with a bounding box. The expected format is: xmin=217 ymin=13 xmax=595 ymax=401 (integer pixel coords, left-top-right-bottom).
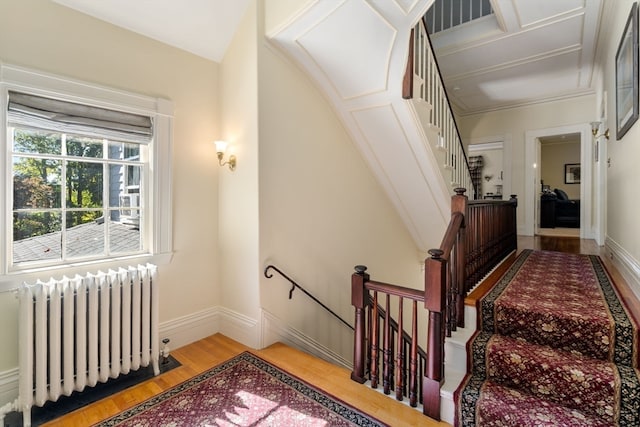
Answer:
xmin=214 ymin=140 xmax=228 ymax=153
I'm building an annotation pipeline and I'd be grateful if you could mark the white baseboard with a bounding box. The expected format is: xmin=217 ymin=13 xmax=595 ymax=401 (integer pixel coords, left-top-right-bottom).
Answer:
xmin=159 ymin=305 xmax=260 ymax=350
xmin=216 ymin=306 xmax=259 ymax=349
xmin=605 ymin=237 xmax=640 ymax=299
xmin=0 ymin=368 xmax=18 ymax=409
xmin=260 ymin=310 xmax=351 ymax=369
xmin=158 ymin=307 xmax=221 ymax=351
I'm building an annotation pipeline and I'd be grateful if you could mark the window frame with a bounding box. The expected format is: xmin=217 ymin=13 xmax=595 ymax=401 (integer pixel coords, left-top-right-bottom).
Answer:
xmin=0 ymin=64 xmax=173 ymax=284
xmin=10 ymin=129 xmax=147 ymax=266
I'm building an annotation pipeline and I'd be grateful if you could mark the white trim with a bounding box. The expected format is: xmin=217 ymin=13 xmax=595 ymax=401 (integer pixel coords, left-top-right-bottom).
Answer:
xmin=605 ymin=237 xmax=640 ymax=300
xmin=0 ymin=63 xmax=173 ymax=288
xmin=158 ymin=306 xmax=259 ymax=353
xmin=158 ymin=307 xmax=221 ymax=352
xmin=524 ymin=124 xmax=593 ymax=238
xmin=467 ymin=141 xmax=503 ymax=152
xmin=260 ymin=310 xmax=352 ymax=370
xmin=0 ymin=368 xmax=18 ymax=407
xmin=216 ymin=307 xmax=260 ymax=349
xmin=0 ymin=63 xmax=164 ymax=114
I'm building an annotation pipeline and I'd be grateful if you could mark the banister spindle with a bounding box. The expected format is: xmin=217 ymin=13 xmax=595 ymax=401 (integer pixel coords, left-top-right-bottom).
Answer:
xmin=409 ymin=300 xmax=418 ymax=407
xmin=371 ymin=291 xmax=380 ymax=389
xmin=383 ymin=294 xmax=392 ymax=395
xmin=396 ymin=296 xmax=405 ymax=401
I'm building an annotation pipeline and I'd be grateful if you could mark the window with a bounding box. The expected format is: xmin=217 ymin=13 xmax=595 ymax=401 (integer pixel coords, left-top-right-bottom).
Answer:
xmin=1 ymin=64 xmax=173 ymax=275
xmin=11 ymin=128 xmax=145 ymax=265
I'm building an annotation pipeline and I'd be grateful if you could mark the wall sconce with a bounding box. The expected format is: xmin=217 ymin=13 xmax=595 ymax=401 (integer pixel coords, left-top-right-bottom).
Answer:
xmin=484 ymin=174 xmax=493 ymax=182
xmin=214 ymin=140 xmax=236 ymax=171
xmin=590 ymin=121 xmax=610 ymax=140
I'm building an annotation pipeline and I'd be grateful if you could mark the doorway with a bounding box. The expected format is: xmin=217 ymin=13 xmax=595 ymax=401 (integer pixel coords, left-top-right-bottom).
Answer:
xmin=538 ymin=134 xmax=581 ymax=236
xmin=467 ymin=135 xmax=512 ymax=201
xmin=524 ymin=124 xmax=593 ymax=239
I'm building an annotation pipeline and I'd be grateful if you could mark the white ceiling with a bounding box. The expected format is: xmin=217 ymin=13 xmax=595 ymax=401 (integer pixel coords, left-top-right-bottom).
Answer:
xmin=51 ymin=0 xmax=605 ymax=115
xmin=431 ymin=0 xmax=604 ymax=115
xmin=51 ymin=0 xmax=251 ymax=62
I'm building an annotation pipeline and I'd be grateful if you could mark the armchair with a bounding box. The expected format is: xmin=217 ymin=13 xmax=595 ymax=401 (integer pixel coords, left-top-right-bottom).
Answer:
xmin=553 ymin=188 xmax=580 ymax=228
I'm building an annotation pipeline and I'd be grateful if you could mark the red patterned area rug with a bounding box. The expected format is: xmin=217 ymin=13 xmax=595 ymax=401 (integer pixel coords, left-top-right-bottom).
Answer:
xmin=94 ymin=351 xmax=387 ymax=427
xmin=456 ymin=250 xmax=640 ymax=426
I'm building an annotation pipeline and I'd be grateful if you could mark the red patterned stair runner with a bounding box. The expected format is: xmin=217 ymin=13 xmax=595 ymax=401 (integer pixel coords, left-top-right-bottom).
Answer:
xmin=456 ymin=250 xmax=640 ymax=426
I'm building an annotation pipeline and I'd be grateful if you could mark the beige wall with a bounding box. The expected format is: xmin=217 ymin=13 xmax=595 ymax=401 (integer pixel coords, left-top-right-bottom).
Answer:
xmin=601 ymin=0 xmax=640 ymax=268
xmin=218 ymin=1 xmax=262 ymax=346
xmin=0 ymin=0 xmax=221 ymax=371
xmin=541 ymin=140 xmax=581 ymax=200
xmin=459 ymin=95 xmax=594 ymax=230
xmin=258 ymin=2 xmax=423 ymax=358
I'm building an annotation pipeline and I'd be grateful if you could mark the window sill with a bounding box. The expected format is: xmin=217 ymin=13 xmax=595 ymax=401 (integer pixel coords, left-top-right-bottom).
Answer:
xmin=0 ymin=252 xmax=173 ymax=293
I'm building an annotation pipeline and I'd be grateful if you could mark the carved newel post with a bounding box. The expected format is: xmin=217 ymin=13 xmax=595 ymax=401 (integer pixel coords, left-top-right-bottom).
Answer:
xmin=351 ymin=265 xmax=369 ymax=384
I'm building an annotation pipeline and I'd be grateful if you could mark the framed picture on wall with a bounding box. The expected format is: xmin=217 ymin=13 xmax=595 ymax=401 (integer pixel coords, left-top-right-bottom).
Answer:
xmin=564 ymin=163 xmax=581 ymax=184
xmin=615 ymin=2 xmax=639 ymax=140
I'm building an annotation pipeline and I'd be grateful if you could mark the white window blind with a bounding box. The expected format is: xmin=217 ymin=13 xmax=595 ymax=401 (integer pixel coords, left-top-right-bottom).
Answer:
xmin=8 ymin=91 xmax=153 ymax=144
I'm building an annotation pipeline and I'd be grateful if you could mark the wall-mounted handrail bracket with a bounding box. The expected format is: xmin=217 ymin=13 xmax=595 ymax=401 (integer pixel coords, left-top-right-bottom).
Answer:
xmin=264 ymin=264 xmax=353 ymax=330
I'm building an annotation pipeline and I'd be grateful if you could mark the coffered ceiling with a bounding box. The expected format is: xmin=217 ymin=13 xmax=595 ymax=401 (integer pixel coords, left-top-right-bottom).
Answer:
xmin=431 ymin=0 xmax=604 ymax=115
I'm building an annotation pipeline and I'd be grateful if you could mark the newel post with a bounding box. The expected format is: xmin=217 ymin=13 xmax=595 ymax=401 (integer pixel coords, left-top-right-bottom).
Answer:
xmin=451 ymin=187 xmax=468 ymax=217
xmin=452 ymin=188 xmax=468 ymax=328
xmin=351 ymin=265 xmax=369 ymax=384
xmin=423 ymin=249 xmax=446 ymax=420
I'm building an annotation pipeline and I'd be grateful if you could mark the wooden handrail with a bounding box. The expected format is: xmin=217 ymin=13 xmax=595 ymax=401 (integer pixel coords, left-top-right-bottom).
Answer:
xmin=365 ymin=280 xmax=424 ymax=301
xmin=434 ymin=212 xmax=464 ymax=261
xmin=402 ymin=28 xmax=414 ymax=101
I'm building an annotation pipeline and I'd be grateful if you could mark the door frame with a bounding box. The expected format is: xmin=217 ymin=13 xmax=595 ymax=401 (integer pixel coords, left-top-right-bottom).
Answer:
xmin=524 ymin=124 xmax=593 ymax=239
xmin=467 ymin=134 xmax=512 ymax=200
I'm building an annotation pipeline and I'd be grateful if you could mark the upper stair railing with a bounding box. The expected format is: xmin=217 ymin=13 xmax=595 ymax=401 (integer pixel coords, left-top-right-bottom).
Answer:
xmin=403 ymin=17 xmax=477 ymax=198
xmin=464 ymin=196 xmax=518 ymax=300
xmin=351 ymin=189 xmax=517 ymax=421
xmin=424 ymin=0 xmax=494 ymax=34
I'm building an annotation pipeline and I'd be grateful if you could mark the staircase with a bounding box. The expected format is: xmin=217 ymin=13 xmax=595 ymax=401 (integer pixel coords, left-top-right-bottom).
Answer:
xmin=268 ymin=0 xmax=514 ymax=424
xmin=457 ymin=250 xmax=640 ymax=426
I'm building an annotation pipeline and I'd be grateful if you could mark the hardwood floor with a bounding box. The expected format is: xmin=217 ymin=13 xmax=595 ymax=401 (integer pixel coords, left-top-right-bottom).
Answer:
xmin=43 ymin=334 xmax=448 ymax=427
xmin=518 ymin=234 xmax=603 ymax=255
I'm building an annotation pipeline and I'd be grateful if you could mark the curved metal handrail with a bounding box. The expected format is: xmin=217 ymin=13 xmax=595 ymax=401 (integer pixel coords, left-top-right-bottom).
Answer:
xmin=264 ymin=265 xmax=354 ymax=331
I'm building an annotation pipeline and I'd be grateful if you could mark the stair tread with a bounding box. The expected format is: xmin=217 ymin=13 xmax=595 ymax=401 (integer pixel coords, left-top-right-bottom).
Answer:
xmin=474 ymin=380 xmax=613 ymax=427
xmin=446 ymin=325 xmax=476 ymax=346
